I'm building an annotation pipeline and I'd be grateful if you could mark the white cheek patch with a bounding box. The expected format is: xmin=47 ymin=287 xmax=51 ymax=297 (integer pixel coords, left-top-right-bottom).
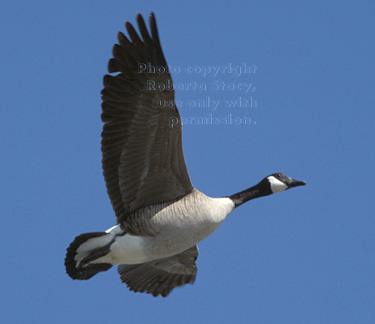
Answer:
xmin=267 ymin=176 xmax=288 ymax=193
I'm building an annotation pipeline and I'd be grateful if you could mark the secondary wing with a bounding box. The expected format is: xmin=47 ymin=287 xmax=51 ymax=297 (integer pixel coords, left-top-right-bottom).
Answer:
xmin=118 ymin=245 xmax=198 ymax=297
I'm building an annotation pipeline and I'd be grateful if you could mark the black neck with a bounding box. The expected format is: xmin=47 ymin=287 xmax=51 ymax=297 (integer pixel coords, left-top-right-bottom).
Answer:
xmin=229 ymin=179 xmax=272 ymax=207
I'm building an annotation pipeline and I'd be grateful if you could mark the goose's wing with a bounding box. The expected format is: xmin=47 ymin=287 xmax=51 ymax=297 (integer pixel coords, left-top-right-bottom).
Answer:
xmin=101 ymin=13 xmax=193 ymax=231
xmin=118 ymin=245 xmax=198 ymax=297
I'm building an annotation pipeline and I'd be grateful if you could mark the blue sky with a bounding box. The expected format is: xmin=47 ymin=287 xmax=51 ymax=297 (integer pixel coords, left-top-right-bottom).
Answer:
xmin=1 ymin=1 xmax=374 ymax=323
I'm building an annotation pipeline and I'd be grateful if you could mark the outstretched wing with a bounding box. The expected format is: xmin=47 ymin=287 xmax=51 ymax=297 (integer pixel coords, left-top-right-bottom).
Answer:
xmin=118 ymin=245 xmax=198 ymax=297
xmin=101 ymin=13 xmax=193 ymax=229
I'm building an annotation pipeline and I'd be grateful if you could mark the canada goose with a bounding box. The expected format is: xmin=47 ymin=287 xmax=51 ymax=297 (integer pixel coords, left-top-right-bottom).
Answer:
xmin=65 ymin=13 xmax=306 ymax=297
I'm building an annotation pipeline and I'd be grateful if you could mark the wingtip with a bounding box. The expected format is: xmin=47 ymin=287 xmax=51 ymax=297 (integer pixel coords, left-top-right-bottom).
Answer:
xmin=136 ymin=13 xmax=144 ymax=23
xmin=134 ymin=12 xmax=154 ymax=20
xmin=149 ymin=12 xmax=157 ymax=25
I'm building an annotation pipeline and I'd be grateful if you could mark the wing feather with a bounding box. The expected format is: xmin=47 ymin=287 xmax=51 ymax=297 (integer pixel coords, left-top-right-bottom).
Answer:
xmin=118 ymin=246 xmax=198 ymax=297
xmin=101 ymin=13 xmax=193 ymax=231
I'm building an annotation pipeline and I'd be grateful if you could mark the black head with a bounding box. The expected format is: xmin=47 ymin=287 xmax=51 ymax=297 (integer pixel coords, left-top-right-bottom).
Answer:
xmin=266 ymin=173 xmax=306 ymax=193
xmin=229 ymin=172 xmax=306 ymax=207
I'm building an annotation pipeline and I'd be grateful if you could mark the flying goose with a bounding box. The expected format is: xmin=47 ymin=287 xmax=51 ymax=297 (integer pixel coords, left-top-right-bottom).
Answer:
xmin=65 ymin=13 xmax=306 ymax=297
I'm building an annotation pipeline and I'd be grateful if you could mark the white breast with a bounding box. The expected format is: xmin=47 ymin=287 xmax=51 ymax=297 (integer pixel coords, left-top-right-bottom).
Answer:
xmin=150 ymin=189 xmax=235 ymax=244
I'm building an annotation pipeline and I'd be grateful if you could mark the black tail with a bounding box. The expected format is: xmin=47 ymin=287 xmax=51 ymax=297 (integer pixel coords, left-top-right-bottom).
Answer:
xmin=65 ymin=232 xmax=113 ymax=280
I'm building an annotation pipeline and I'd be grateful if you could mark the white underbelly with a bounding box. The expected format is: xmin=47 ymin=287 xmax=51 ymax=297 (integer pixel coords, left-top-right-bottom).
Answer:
xmin=94 ymin=191 xmax=235 ymax=265
xmin=98 ymin=219 xmax=223 ymax=265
